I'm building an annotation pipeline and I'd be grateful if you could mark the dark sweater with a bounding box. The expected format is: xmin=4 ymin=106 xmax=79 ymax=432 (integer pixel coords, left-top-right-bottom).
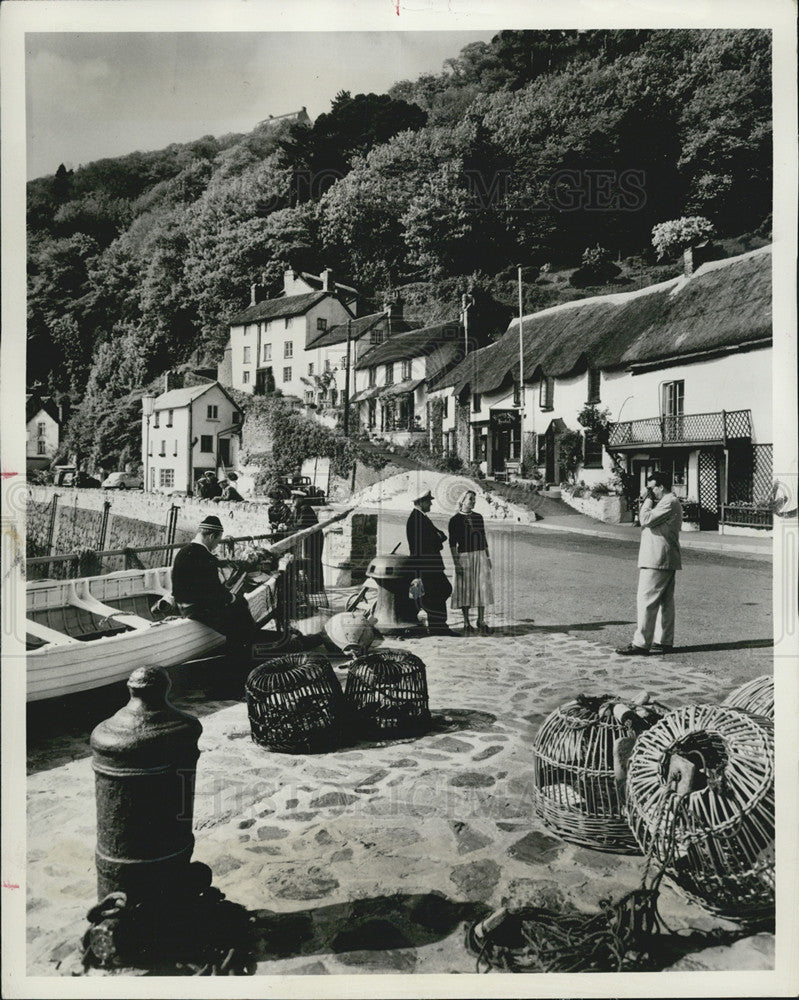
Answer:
xmin=172 ymin=541 xmax=230 ymax=607
xmin=406 ymin=506 xmax=447 ymax=573
xmin=448 ymin=512 xmax=488 ymax=554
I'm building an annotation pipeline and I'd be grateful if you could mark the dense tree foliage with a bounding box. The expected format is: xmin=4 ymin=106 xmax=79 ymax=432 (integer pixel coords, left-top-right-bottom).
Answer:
xmin=27 ymin=29 xmax=771 ymax=469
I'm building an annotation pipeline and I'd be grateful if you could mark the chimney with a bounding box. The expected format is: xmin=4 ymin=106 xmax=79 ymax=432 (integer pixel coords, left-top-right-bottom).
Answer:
xmin=164 ymin=371 xmax=183 ymax=393
xmin=321 ymin=267 xmax=335 ymax=292
xmin=683 ymin=241 xmax=715 ymax=278
xmin=250 ymin=283 xmax=268 ymax=306
xmin=383 ymin=295 xmax=404 ymax=323
xmin=283 ymin=267 xmax=297 ymax=293
xmin=58 ymin=399 xmax=71 ymax=425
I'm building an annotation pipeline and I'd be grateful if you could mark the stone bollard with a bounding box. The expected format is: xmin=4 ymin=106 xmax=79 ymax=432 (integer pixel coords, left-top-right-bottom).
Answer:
xmin=90 ymin=666 xmax=203 ymax=902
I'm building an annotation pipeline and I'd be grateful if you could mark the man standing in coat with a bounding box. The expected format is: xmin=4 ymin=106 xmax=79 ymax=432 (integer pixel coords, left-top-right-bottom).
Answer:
xmin=617 ymin=471 xmax=682 ymax=655
xmin=406 ymin=489 xmax=454 ymax=635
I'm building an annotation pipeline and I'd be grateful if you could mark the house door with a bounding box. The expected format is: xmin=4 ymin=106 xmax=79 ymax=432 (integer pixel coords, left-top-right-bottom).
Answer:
xmin=545 ymin=423 xmax=558 ymax=483
xmin=661 ymin=380 xmax=684 ymax=442
xmin=698 ymin=449 xmax=721 ymax=530
xmin=218 ymin=438 xmax=231 ymax=468
xmin=255 ymin=367 xmax=273 ymax=394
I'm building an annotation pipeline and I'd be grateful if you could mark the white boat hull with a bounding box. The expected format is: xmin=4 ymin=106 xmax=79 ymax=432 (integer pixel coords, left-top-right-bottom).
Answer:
xmin=26 ymin=562 xmax=285 ymax=702
xmin=26 ymin=618 xmax=225 ymax=702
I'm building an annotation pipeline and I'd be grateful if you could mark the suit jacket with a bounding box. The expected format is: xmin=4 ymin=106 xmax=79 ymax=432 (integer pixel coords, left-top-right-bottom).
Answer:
xmin=638 ymin=493 xmax=683 ymax=570
xmin=406 ymin=506 xmax=447 ymax=573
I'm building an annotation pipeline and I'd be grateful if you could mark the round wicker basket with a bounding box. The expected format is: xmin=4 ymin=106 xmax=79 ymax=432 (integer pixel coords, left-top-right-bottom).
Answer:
xmin=531 ymin=693 xmax=668 ymax=854
xmin=344 ymin=650 xmax=430 ymax=737
xmin=723 ymin=674 xmax=774 ymax=720
xmin=626 ymin=703 xmax=774 ymax=924
xmin=245 ymin=653 xmax=345 ymax=754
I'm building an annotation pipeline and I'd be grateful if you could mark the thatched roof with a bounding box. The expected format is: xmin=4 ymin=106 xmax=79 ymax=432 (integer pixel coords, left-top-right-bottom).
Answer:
xmin=439 ymin=246 xmax=771 ymax=394
xmin=621 ymin=246 xmax=772 ymax=366
xmin=355 ymin=321 xmax=462 ymax=369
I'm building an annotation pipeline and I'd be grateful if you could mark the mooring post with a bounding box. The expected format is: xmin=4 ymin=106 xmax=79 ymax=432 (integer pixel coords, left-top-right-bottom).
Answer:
xmin=90 ymin=666 xmax=203 ymax=901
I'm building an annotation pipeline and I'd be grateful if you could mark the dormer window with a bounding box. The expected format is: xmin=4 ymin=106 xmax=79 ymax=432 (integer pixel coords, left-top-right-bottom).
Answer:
xmin=317 ymin=317 xmax=327 ymax=332
xmin=540 ymin=377 xmax=554 ymax=411
xmin=401 ymin=360 xmax=412 ymax=381
xmin=385 ymin=363 xmax=394 ymax=386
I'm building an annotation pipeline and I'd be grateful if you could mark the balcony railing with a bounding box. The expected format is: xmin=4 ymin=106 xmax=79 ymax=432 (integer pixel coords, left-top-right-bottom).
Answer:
xmin=608 ymin=409 xmax=751 ymax=448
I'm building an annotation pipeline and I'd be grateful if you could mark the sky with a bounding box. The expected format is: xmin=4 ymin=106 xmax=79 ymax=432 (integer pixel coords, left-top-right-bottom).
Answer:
xmin=25 ymin=31 xmax=496 ymax=179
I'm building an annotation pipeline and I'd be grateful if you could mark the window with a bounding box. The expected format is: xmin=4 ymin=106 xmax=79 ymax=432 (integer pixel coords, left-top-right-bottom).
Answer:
xmin=512 ymin=382 xmax=520 ymax=407
xmin=308 ymin=363 xmax=315 ymax=376
xmin=316 ymin=317 xmax=327 ymax=332
xmin=159 ymin=469 xmax=174 ymax=488
xmin=242 ymin=371 xmax=251 ymax=384
xmin=368 ymin=367 xmax=376 ymax=388
xmin=37 ymin=440 xmax=47 ymax=455
xmin=207 ymin=405 xmax=218 ymax=420
xmin=473 ymin=393 xmax=481 ymax=412
xmin=284 ymin=317 xmax=291 ymax=329
xmin=583 ymin=431 xmax=603 ymax=468
xmin=283 ymin=366 xmax=292 ymax=383
xmin=368 ymin=398 xmax=377 ymax=428
xmin=37 ymin=421 xmax=46 ymax=437
xmin=153 ymin=412 xmax=160 ymax=428
xmin=402 ymin=360 xmax=412 ymax=381
xmin=370 ymin=328 xmax=383 ymax=345
xmin=173 ymin=439 xmax=178 ymax=457
xmin=340 ymin=355 xmax=347 ymax=370
xmin=330 ymin=388 xmax=338 ymax=406
xmin=587 ymin=368 xmax=601 ymax=404
xmin=243 ymin=346 xmax=251 ymax=363
xmin=284 ymin=341 xmax=293 ymax=358
xmin=666 ymin=456 xmax=688 ymax=499
xmin=164 ymin=409 xmax=173 ymax=427
xmin=159 ymin=440 xmax=166 ymax=456
xmin=263 ymin=343 xmax=272 ymax=362
xmin=305 ymin=391 xmax=314 ymax=404
xmin=200 ymin=435 xmax=213 ymax=453
xmin=539 ymin=377 xmax=554 ymax=411
xmin=443 ymin=396 xmax=449 ymax=418
xmin=385 ymin=363 xmax=394 ymax=386
xmin=232 ymin=412 xmax=240 ymax=424
xmin=662 ymin=380 xmax=684 ymax=416
xmin=324 ymin=358 xmax=331 ymax=373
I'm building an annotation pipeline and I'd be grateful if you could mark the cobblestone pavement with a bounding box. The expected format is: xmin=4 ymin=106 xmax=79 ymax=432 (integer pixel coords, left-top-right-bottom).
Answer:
xmin=26 ymin=592 xmax=774 ymax=976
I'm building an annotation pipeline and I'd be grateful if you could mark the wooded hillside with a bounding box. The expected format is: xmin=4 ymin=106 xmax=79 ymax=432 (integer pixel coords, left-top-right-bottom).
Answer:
xmin=27 ymin=29 xmax=772 ymax=471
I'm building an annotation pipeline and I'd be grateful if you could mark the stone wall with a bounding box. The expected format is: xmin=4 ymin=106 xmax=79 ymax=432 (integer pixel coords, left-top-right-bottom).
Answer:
xmin=26 ymin=487 xmax=373 ymax=583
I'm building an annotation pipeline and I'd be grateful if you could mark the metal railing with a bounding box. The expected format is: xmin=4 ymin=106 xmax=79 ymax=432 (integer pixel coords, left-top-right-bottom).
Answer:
xmin=608 ymin=409 xmax=752 ymax=448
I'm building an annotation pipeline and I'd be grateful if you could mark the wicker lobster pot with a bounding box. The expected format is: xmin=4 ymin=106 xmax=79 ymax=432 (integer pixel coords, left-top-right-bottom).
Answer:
xmin=723 ymin=674 xmax=774 ymax=720
xmin=245 ymin=653 xmax=345 ymax=754
xmin=344 ymin=650 xmax=430 ymax=737
xmin=626 ymin=704 xmax=774 ymax=924
xmin=531 ymin=694 xmax=668 ymax=854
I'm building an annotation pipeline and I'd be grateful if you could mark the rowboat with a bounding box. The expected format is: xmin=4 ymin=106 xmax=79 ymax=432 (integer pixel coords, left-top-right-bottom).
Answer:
xmin=26 ymin=560 xmax=288 ymax=703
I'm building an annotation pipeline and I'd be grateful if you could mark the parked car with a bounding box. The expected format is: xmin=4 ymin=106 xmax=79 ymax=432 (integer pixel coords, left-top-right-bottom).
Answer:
xmin=277 ymin=473 xmax=327 ymax=506
xmin=102 ymin=471 xmax=143 ymax=490
xmin=53 ymin=465 xmax=101 ymax=488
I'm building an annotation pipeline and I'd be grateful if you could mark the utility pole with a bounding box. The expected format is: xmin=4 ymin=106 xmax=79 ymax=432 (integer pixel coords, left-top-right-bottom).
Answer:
xmin=343 ymin=319 xmax=352 ymax=438
xmin=517 ymin=265 xmax=525 ymax=460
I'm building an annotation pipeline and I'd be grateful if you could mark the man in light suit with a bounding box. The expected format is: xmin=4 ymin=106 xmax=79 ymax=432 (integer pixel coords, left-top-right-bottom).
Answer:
xmin=617 ymin=471 xmax=682 ymax=655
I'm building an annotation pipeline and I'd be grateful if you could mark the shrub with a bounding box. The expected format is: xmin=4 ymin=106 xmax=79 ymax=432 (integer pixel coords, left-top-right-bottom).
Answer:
xmin=651 ymin=216 xmax=714 ymax=260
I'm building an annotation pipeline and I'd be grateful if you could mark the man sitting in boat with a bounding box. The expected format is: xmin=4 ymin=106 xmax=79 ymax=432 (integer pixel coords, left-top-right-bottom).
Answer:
xmin=172 ymin=514 xmax=256 ymax=662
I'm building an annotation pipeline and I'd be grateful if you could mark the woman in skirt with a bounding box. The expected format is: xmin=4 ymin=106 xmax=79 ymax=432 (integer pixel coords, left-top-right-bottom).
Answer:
xmin=448 ymin=489 xmax=494 ymax=634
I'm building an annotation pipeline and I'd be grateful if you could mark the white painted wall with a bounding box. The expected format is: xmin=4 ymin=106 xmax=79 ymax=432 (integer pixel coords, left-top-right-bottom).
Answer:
xmin=142 ymin=385 xmax=241 ymax=494
xmin=26 ymin=409 xmax=59 ymax=460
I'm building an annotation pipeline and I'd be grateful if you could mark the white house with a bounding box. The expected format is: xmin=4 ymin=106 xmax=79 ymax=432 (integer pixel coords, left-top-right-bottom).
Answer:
xmin=223 ymin=269 xmax=357 ymax=401
xmin=26 ymin=393 xmax=61 ymax=470
xmin=141 ymin=376 xmax=243 ymax=495
xmin=437 ymin=246 xmax=772 ymax=530
xmin=351 ymin=321 xmax=465 ymax=445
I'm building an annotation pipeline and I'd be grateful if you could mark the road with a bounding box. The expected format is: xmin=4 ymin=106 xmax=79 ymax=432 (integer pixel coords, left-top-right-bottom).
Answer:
xmin=374 ymin=509 xmax=773 ymax=691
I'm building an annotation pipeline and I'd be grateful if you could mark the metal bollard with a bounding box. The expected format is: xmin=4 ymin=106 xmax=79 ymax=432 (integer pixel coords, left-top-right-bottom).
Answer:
xmin=90 ymin=666 xmax=203 ymax=902
xmin=364 ymin=553 xmax=419 ymax=634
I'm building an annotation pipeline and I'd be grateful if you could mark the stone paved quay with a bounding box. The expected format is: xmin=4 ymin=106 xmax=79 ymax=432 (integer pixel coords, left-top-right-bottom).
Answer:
xmin=26 ymin=597 xmax=774 ymax=976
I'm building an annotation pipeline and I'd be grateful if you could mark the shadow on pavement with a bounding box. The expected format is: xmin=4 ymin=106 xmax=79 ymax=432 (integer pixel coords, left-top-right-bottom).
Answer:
xmin=672 ymin=639 xmax=773 ymax=653
xmin=249 ymin=891 xmax=490 ymax=965
xmin=490 ymin=620 xmax=634 ymax=638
